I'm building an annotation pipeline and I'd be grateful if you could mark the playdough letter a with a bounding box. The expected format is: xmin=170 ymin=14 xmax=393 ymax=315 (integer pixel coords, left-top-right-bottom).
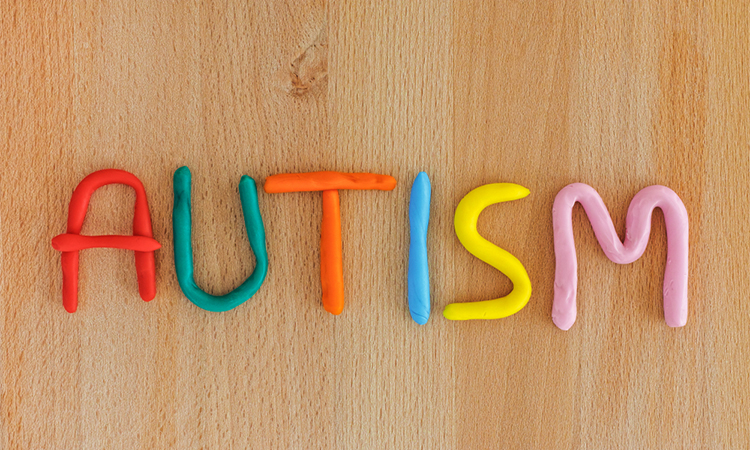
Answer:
xmin=51 ymin=169 xmax=161 ymax=313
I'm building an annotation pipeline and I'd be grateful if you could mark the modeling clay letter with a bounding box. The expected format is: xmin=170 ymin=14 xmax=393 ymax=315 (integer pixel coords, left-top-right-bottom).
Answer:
xmin=264 ymin=171 xmax=397 ymax=315
xmin=443 ymin=183 xmax=532 ymax=320
xmin=551 ymin=183 xmax=689 ymax=330
xmin=408 ymin=172 xmax=431 ymax=325
xmin=51 ymin=169 xmax=161 ymax=313
xmin=320 ymin=190 xmax=344 ymax=313
xmin=173 ymin=166 xmax=269 ymax=312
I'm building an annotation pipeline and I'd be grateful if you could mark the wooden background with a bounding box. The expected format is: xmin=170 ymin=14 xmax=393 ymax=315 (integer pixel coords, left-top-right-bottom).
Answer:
xmin=1 ymin=1 xmax=748 ymax=448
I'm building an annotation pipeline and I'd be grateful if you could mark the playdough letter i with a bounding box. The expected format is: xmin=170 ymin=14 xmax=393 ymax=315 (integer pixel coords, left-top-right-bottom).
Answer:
xmin=443 ymin=183 xmax=532 ymax=320
xmin=264 ymin=171 xmax=397 ymax=315
xmin=408 ymin=172 xmax=432 ymax=324
xmin=51 ymin=169 xmax=161 ymax=313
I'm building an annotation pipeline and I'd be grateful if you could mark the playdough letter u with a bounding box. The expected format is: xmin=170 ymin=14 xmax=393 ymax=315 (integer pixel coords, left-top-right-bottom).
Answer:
xmin=551 ymin=183 xmax=689 ymax=330
xmin=173 ymin=166 xmax=269 ymax=312
xmin=443 ymin=183 xmax=532 ymax=320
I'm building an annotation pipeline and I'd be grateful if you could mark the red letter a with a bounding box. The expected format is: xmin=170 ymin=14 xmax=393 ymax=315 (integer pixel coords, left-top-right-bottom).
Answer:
xmin=51 ymin=169 xmax=161 ymax=312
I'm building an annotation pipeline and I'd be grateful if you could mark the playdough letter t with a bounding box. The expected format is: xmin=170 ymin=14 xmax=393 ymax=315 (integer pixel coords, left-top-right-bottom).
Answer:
xmin=264 ymin=171 xmax=397 ymax=315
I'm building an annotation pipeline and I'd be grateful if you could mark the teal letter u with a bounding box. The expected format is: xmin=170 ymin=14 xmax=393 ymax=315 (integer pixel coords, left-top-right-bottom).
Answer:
xmin=173 ymin=166 xmax=269 ymax=312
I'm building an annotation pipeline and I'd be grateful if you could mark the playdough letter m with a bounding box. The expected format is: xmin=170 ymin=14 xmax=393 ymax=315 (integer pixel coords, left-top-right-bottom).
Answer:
xmin=551 ymin=183 xmax=689 ymax=330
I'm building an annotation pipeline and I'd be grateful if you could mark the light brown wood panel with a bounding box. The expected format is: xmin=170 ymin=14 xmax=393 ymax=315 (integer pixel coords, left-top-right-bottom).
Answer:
xmin=1 ymin=1 xmax=747 ymax=448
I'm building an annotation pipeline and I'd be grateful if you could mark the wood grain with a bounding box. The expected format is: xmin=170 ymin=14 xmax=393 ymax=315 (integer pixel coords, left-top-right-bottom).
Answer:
xmin=1 ymin=1 xmax=748 ymax=448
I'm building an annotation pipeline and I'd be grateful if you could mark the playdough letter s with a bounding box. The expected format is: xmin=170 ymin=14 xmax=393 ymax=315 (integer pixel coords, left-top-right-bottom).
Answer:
xmin=443 ymin=183 xmax=532 ymax=320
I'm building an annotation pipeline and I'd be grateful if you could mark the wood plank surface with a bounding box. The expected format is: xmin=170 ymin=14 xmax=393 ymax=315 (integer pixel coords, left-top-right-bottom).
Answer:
xmin=1 ymin=1 xmax=748 ymax=448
